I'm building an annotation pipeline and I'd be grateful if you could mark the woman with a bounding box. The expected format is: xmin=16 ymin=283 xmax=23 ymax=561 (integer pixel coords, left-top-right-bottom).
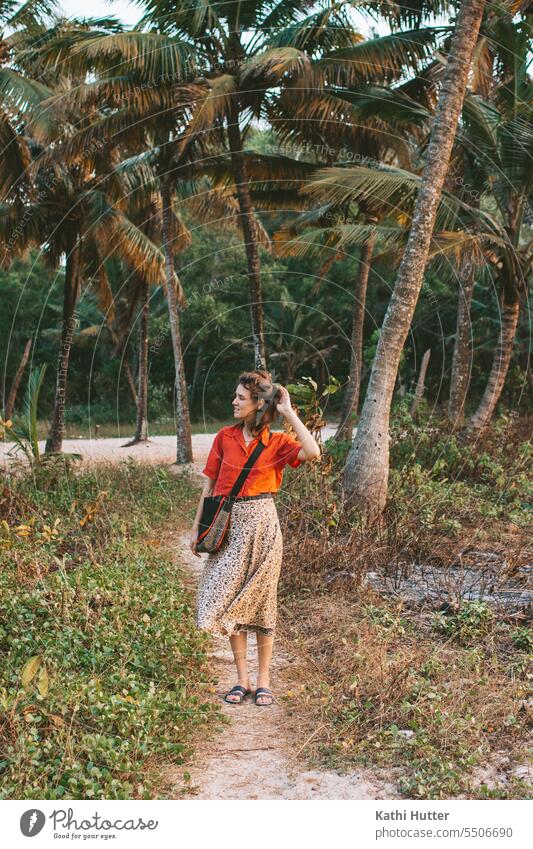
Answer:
xmin=190 ymin=369 xmax=320 ymax=706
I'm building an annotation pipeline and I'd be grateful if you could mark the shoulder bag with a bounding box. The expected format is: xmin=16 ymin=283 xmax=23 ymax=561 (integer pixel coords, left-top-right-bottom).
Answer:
xmin=196 ymin=439 xmax=266 ymax=554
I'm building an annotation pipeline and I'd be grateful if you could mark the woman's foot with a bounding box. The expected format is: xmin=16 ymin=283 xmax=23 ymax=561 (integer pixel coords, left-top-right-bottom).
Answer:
xmin=255 ymin=674 xmax=273 ymax=705
xmin=254 ymin=687 xmax=274 ymax=706
xmin=224 ymin=680 xmax=250 ymax=703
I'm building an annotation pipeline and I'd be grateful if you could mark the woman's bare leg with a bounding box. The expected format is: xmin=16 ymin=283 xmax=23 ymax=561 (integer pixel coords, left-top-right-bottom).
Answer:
xmin=256 ymin=632 xmax=275 ymax=704
xmin=227 ymin=631 xmax=249 ymax=701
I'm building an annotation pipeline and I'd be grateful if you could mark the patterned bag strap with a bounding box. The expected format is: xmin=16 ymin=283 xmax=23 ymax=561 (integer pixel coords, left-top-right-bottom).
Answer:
xmin=227 ymin=439 xmax=267 ymax=499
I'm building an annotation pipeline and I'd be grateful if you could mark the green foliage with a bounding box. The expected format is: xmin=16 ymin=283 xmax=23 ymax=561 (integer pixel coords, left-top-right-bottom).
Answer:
xmin=286 ymin=374 xmax=341 ymax=423
xmin=2 ymin=365 xmax=83 ymax=473
xmin=509 ymin=627 xmax=532 ymax=653
xmin=431 ymin=601 xmax=494 ymax=645
xmin=3 ymin=364 xmax=48 ymax=463
xmin=0 ymin=462 xmax=220 ymax=799
xmin=389 ymin=413 xmax=532 ymax=528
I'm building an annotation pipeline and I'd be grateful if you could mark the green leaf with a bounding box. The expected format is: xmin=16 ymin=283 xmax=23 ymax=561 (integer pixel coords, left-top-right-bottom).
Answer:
xmin=21 ymin=655 xmax=42 ymax=688
xmin=37 ymin=665 xmax=49 ymax=698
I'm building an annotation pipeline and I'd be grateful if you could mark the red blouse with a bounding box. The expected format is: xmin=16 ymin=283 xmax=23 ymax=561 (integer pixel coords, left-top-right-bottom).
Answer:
xmin=202 ymin=423 xmax=304 ymax=496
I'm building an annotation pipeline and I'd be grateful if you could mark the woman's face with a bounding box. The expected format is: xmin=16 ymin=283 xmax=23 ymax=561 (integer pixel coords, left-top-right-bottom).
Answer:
xmin=232 ymin=383 xmax=260 ymax=423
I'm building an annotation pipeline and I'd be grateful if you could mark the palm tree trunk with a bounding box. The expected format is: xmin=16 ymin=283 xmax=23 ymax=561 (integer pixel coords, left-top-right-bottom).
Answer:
xmin=335 ymin=234 xmax=375 ymax=442
xmin=467 ymin=294 xmax=520 ymax=430
xmin=227 ymin=101 xmax=267 ymax=370
xmin=410 ymin=348 xmax=431 ymax=417
xmin=342 ymin=0 xmax=487 ymax=516
xmin=125 ymin=278 xmax=149 ymax=444
xmin=448 ymin=249 xmax=476 ymax=425
xmin=161 ymin=180 xmax=193 ymax=464
xmin=5 ymin=337 xmax=32 ymax=421
xmin=190 ymin=342 xmax=203 ymax=409
xmin=45 ymin=234 xmax=82 ymax=453
xmin=124 ymin=360 xmax=138 ymax=407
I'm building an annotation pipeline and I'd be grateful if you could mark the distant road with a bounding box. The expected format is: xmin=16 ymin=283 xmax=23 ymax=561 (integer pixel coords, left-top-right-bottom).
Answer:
xmin=0 ymin=424 xmax=355 ymax=471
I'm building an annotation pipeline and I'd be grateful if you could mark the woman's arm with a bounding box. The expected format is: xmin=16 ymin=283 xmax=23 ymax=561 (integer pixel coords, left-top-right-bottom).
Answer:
xmin=276 ymin=386 xmax=321 ymax=461
xmin=189 ymin=475 xmax=216 ymax=556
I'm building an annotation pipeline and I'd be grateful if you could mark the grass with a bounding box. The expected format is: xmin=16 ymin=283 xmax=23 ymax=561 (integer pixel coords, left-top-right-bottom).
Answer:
xmin=0 ymin=459 xmax=222 ymax=799
xmin=278 ymin=592 xmax=531 ymax=799
xmin=275 ymin=410 xmax=532 ymax=799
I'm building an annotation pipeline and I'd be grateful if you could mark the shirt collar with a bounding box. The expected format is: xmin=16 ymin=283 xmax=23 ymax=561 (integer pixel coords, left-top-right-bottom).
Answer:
xmin=230 ymin=423 xmax=271 ymax=446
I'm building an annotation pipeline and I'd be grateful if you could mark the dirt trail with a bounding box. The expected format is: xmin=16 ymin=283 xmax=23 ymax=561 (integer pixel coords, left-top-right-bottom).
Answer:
xmin=164 ymin=523 xmax=400 ymax=800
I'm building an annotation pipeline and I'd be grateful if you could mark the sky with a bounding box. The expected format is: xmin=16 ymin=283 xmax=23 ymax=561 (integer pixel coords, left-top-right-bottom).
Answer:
xmin=58 ymin=1 xmax=141 ymax=27
xmin=57 ymin=1 xmax=383 ymax=36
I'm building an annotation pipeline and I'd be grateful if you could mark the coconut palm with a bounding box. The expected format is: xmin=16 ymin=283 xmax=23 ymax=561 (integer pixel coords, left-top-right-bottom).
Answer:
xmin=30 ymin=2 xmax=447 ymax=453
xmin=25 ymin=41 xmax=284 ymax=460
xmin=341 ymin=0 xmax=487 ymax=516
xmin=0 ymin=0 xmax=60 ymax=204
xmin=446 ymin=5 xmax=532 ymax=425
xmin=239 ymin=7 xmax=447 ymax=436
xmin=0 ymin=45 xmax=166 ymax=455
xmin=139 ymin=0 xmax=361 ymax=370
xmin=462 ymin=12 xmax=533 ymax=429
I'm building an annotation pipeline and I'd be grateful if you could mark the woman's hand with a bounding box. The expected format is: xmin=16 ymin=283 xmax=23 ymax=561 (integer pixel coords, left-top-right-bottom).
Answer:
xmin=190 ymin=529 xmax=201 ymax=557
xmin=275 ymin=385 xmax=294 ymax=418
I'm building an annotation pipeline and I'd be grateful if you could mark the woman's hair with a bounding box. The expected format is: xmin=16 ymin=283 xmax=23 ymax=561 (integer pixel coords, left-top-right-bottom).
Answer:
xmin=236 ymin=369 xmax=282 ymax=438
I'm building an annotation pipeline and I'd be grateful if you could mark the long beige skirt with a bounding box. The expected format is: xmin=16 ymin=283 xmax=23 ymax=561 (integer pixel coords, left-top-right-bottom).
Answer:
xmin=195 ymin=497 xmax=283 ymax=637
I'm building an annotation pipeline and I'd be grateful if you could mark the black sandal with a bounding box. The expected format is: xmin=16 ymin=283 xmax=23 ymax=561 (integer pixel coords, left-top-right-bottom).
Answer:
xmin=224 ymin=685 xmax=250 ymax=704
xmin=254 ymin=687 xmax=274 ymax=706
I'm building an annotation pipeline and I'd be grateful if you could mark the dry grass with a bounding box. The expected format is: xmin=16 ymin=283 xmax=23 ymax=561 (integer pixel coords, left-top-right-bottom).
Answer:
xmin=276 ymin=590 xmax=531 ymax=798
xmin=273 ymin=413 xmax=532 ymax=799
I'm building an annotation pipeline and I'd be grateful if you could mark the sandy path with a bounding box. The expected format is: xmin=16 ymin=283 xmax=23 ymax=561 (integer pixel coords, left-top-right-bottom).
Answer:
xmin=0 ymin=425 xmax=352 ymax=471
xmin=162 ymin=522 xmax=400 ymax=800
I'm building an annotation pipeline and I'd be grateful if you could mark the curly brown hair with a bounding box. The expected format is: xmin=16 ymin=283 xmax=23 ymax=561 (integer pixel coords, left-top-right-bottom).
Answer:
xmin=236 ymin=370 xmax=282 ymax=438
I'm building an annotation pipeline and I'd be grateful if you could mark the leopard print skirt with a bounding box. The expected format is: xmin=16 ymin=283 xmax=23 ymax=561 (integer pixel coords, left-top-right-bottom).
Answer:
xmin=195 ymin=496 xmax=283 ymax=638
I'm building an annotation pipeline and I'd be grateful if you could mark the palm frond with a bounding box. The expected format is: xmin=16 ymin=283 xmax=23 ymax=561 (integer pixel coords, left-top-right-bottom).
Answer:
xmin=460 ymin=93 xmax=499 ymax=161
xmin=36 ymin=29 xmax=196 ymax=81
xmin=86 ymin=246 xmax=116 ymax=322
xmin=174 ymin=74 xmax=235 ymax=157
xmin=499 ymin=111 xmax=533 ymax=195
xmin=0 ymin=67 xmax=53 ymax=113
xmin=266 ymin=5 xmax=360 ymax=55
xmin=271 ymin=88 xmax=420 ymax=167
xmin=273 ymin=221 xmax=403 ymax=261
xmin=257 ymin=0 xmax=318 ymax=32
xmin=301 ymin=163 xmax=422 ymax=211
xmin=184 ymin=185 xmax=271 ymax=248
xmin=317 ymin=27 xmax=447 ymax=86
xmin=364 ymin=0 xmax=452 ymax=31
xmin=88 ymin=194 xmax=165 ymax=287
xmin=137 ymin=0 xmax=226 ymax=44
xmin=7 ymin=0 xmax=57 ymax=29
xmin=0 ymin=113 xmax=32 ymax=200
xmin=240 ymin=47 xmax=311 ymax=86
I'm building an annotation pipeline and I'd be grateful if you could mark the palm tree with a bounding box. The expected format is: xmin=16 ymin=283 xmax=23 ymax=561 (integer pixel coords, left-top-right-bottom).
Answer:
xmin=1 ymin=65 xmax=166 ymax=455
xmin=250 ymin=18 xmax=445 ymax=438
xmin=342 ymin=0 xmax=487 ymax=516
xmin=132 ymin=0 xmax=369 ymax=369
xmin=447 ymin=4 xmax=532 ymax=425
xmin=448 ymin=245 xmax=478 ymax=424
xmin=0 ymin=0 xmax=59 ymax=205
xmin=463 ymin=11 xmax=533 ymax=429
xmin=32 ymin=3 xmax=445 ymax=456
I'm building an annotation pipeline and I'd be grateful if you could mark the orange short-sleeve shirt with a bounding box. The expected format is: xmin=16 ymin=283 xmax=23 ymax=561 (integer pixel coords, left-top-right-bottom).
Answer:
xmin=202 ymin=423 xmax=304 ymax=496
